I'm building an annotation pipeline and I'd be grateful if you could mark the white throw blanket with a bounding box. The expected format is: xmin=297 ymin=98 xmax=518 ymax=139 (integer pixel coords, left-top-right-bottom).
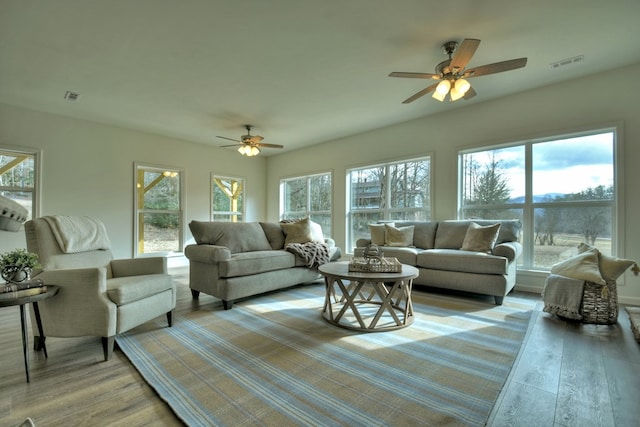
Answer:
xmin=542 ymin=274 xmax=584 ymax=320
xmin=43 ymin=215 xmax=111 ymax=253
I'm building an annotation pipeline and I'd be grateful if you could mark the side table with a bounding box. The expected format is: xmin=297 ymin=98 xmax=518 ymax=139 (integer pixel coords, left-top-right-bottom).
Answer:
xmin=0 ymin=285 xmax=59 ymax=382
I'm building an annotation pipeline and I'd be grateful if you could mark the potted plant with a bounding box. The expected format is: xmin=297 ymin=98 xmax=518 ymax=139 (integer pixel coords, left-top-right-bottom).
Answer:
xmin=0 ymin=248 xmax=41 ymax=283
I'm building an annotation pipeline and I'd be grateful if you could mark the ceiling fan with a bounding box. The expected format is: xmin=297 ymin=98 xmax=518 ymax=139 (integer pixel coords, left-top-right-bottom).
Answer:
xmin=217 ymin=125 xmax=283 ymax=156
xmin=389 ymin=38 xmax=527 ymax=103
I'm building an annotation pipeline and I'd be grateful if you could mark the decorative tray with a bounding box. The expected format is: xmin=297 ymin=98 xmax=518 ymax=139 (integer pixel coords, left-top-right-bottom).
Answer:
xmin=348 ymin=257 xmax=402 ymax=273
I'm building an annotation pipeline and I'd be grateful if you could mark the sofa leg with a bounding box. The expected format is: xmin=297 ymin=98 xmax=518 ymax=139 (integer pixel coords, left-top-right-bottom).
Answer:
xmin=33 ymin=336 xmax=45 ymax=351
xmin=102 ymin=336 xmax=115 ymax=361
xmin=222 ymin=300 xmax=233 ymax=310
xmin=191 ymin=289 xmax=200 ymax=298
xmin=494 ymin=296 xmax=504 ymax=305
xmin=166 ymin=310 xmax=174 ymax=327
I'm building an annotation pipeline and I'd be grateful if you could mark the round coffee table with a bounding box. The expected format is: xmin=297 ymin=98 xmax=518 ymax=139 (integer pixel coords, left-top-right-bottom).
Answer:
xmin=318 ymin=261 xmax=418 ymax=332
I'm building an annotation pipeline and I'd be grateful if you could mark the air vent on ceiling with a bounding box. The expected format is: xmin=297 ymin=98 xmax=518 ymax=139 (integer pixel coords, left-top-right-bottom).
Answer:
xmin=549 ymin=55 xmax=584 ymax=70
xmin=64 ymin=91 xmax=80 ymax=101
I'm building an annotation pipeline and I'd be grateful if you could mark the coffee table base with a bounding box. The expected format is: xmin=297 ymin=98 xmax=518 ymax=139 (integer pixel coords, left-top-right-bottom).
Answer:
xmin=322 ymin=277 xmax=414 ymax=332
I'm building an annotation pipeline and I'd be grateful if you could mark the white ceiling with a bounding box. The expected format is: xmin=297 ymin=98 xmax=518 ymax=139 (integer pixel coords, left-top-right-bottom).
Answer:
xmin=2 ymin=0 xmax=639 ymax=155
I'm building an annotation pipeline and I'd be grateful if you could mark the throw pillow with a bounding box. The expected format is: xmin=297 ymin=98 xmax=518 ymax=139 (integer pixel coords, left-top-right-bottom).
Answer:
xmin=281 ymin=217 xmax=314 ymax=245
xmin=309 ymin=220 xmax=325 ymax=243
xmin=369 ymin=223 xmax=392 ymax=246
xmin=460 ymin=222 xmax=501 ymax=253
xmin=384 ymin=224 xmax=414 ymax=247
xmin=577 ymin=242 xmax=637 ymax=281
xmin=550 ymin=249 xmax=606 ymax=285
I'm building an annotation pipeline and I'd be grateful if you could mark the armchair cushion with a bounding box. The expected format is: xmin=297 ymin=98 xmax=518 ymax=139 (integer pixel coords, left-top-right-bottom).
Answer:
xmin=107 ymin=274 xmax=174 ymax=305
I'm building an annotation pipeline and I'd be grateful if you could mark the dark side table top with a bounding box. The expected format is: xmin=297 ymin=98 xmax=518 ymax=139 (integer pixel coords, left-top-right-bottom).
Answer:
xmin=0 ymin=285 xmax=59 ymax=307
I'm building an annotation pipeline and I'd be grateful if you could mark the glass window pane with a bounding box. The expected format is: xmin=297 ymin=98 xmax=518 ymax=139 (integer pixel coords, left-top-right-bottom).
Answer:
xmin=141 ymin=171 xmax=180 ymax=209
xmin=141 ymin=213 xmax=180 ymax=253
xmin=284 ymin=178 xmax=307 ymax=213
xmin=534 ymin=205 xmax=612 ymax=268
xmin=0 ymin=151 xmax=36 ymax=220
xmin=350 ymin=167 xmax=385 ymax=209
xmin=213 ymin=177 xmax=244 ymax=222
xmin=309 ymin=175 xmax=331 ymax=211
xmin=461 ymin=146 xmax=525 ymax=205
xmin=350 ymin=211 xmax=383 ymax=250
xmin=389 ymin=210 xmax=430 ymax=222
xmin=532 ymin=134 xmax=613 ymax=201
xmin=389 ymin=160 xmax=430 ymax=209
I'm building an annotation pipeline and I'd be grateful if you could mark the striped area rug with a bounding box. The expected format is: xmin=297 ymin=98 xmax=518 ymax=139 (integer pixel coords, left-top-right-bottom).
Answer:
xmin=116 ymin=283 xmax=534 ymax=426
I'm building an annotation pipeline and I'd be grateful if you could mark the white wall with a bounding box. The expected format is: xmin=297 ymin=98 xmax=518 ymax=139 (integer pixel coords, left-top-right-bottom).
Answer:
xmin=0 ymin=104 xmax=268 ymax=260
xmin=266 ymin=63 xmax=640 ymax=304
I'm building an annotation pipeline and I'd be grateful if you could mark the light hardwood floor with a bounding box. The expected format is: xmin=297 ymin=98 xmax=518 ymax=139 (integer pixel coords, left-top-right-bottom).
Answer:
xmin=1 ymin=267 xmax=639 ymax=426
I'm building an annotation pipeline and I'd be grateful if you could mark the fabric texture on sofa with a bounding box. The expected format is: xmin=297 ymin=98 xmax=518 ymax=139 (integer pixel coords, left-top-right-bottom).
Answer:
xmin=186 ymin=220 xmax=341 ymax=309
xmin=355 ymin=220 xmax=522 ymax=305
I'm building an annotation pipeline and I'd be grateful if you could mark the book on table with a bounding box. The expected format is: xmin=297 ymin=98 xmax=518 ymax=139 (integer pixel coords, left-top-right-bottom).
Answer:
xmin=0 ymin=279 xmax=47 ymax=300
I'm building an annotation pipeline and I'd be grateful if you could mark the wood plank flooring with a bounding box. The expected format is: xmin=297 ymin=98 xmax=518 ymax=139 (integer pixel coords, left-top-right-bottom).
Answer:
xmin=1 ymin=267 xmax=639 ymax=426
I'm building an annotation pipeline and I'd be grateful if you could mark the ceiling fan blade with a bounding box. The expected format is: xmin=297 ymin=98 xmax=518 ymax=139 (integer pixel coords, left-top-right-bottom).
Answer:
xmin=401 ymin=83 xmax=439 ymax=104
xmin=463 ymin=57 xmax=528 ymax=78
xmin=463 ymin=86 xmax=477 ymax=100
xmin=450 ymin=38 xmax=480 ymax=71
xmin=219 ymin=144 xmax=242 ymax=148
xmin=389 ymin=72 xmax=440 ymax=80
xmin=257 ymin=143 xmax=284 ymax=149
xmin=251 ymin=135 xmax=264 ymax=143
xmin=216 ymin=136 xmax=241 ymax=143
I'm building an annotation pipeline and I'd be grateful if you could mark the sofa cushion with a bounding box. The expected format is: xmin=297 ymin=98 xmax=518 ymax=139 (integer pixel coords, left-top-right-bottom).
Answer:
xmin=417 ymin=249 xmax=508 ymax=275
xmin=220 ymin=250 xmax=296 ymax=278
xmin=460 ymin=222 xmax=500 ymax=253
xmin=434 ymin=221 xmax=471 ymax=249
xmin=189 ymin=221 xmax=272 ymax=253
xmin=259 ymin=222 xmax=286 ymax=249
xmin=384 ymin=224 xmax=414 ymax=246
xmin=107 ymin=274 xmax=173 ymax=305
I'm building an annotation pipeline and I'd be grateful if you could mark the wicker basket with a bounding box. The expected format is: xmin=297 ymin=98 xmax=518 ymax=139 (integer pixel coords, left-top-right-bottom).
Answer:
xmin=349 ymin=257 xmax=402 ymax=273
xmin=580 ymin=280 xmax=618 ymax=324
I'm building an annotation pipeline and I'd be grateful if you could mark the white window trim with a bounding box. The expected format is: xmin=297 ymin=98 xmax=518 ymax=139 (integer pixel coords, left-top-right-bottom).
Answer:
xmin=0 ymin=145 xmax=41 ymax=223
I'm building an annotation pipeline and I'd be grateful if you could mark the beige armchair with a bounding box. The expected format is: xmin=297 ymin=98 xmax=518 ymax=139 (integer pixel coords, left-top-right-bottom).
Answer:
xmin=24 ymin=216 xmax=176 ymax=361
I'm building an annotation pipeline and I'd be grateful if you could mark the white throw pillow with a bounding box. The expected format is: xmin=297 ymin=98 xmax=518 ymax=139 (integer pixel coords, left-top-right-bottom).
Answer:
xmin=384 ymin=224 xmax=414 ymax=247
xmin=550 ymin=249 xmax=606 ymax=285
xmin=369 ymin=223 xmax=393 ymax=246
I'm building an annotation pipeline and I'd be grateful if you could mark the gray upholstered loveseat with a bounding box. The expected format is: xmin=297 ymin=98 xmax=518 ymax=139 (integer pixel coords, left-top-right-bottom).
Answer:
xmin=185 ymin=220 xmax=341 ymax=309
xmin=354 ymin=220 xmax=522 ymax=305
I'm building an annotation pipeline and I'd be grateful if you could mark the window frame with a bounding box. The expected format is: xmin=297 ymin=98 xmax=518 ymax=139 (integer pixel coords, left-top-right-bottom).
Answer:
xmin=0 ymin=145 xmax=41 ymax=223
xmin=133 ymin=162 xmax=185 ymax=257
xmin=457 ymin=125 xmax=622 ymax=272
xmin=211 ymin=173 xmax=245 ymax=222
xmin=346 ymin=155 xmax=433 ymax=252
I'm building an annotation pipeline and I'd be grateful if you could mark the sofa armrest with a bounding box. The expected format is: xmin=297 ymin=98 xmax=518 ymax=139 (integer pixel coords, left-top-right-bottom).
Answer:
xmin=492 ymin=241 xmax=522 ymax=262
xmin=111 ymin=257 xmax=168 ymax=277
xmin=185 ymin=244 xmax=231 ymax=264
xmin=355 ymin=238 xmax=371 ymax=247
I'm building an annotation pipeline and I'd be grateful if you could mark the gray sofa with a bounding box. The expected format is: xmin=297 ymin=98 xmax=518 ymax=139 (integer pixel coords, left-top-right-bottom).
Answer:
xmin=185 ymin=220 xmax=341 ymax=309
xmin=354 ymin=220 xmax=522 ymax=305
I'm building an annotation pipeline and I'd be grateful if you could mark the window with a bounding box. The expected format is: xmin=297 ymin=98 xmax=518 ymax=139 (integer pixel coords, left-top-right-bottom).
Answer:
xmin=347 ymin=156 xmax=432 ymax=251
xmin=0 ymin=148 xmax=38 ymax=221
xmin=280 ymin=172 xmax=332 ymax=236
xmin=459 ymin=128 xmax=617 ymax=270
xmin=134 ymin=164 xmax=184 ymax=256
xmin=212 ymin=175 xmax=244 ymax=222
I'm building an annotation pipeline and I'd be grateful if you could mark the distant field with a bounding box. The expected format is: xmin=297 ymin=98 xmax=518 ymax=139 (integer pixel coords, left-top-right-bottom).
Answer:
xmin=532 ymin=233 xmax=611 ymax=267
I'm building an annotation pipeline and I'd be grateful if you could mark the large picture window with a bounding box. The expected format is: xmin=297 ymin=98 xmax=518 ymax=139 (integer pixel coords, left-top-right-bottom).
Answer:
xmin=280 ymin=172 xmax=332 ymax=236
xmin=134 ymin=163 xmax=184 ymax=256
xmin=459 ymin=128 xmax=617 ymax=270
xmin=0 ymin=148 xmax=38 ymax=221
xmin=212 ymin=175 xmax=244 ymax=222
xmin=347 ymin=156 xmax=432 ymax=251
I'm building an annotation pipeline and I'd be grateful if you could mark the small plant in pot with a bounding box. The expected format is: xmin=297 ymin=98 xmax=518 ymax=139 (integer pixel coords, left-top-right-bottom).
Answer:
xmin=0 ymin=248 xmax=41 ymax=283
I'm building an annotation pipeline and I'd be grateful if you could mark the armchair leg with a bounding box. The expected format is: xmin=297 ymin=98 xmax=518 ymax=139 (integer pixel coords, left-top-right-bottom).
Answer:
xmin=222 ymin=300 xmax=234 ymax=310
xmin=191 ymin=289 xmax=200 ymax=298
xmin=166 ymin=310 xmax=174 ymax=327
xmin=494 ymin=296 xmax=504 ymax=305
xmin=102 ymin=336 xmax=115 ymax=361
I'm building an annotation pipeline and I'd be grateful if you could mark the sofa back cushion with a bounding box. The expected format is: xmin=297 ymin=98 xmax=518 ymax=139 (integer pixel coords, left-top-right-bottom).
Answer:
xmin=259 ymin=222 xmax=286 ymax=249
xmin=434 ymin=220 xmax=521 ymax=249
xmin=393 ymin=221 xmax=438 ymax=249
xmin=189 ymin=221 xmax=272 ymax=253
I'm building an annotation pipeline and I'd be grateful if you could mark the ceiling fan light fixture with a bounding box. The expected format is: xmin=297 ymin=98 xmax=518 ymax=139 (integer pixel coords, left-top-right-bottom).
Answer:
xmin=247 ymin=146 xmax=260 ymax=156
xmin=454 ymin=78 xmax=470 ymax=95
xmin=432 ymin=80 xmax=450 ymax=101
xmin=449 ymin=86 xmax=464 ymax=101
